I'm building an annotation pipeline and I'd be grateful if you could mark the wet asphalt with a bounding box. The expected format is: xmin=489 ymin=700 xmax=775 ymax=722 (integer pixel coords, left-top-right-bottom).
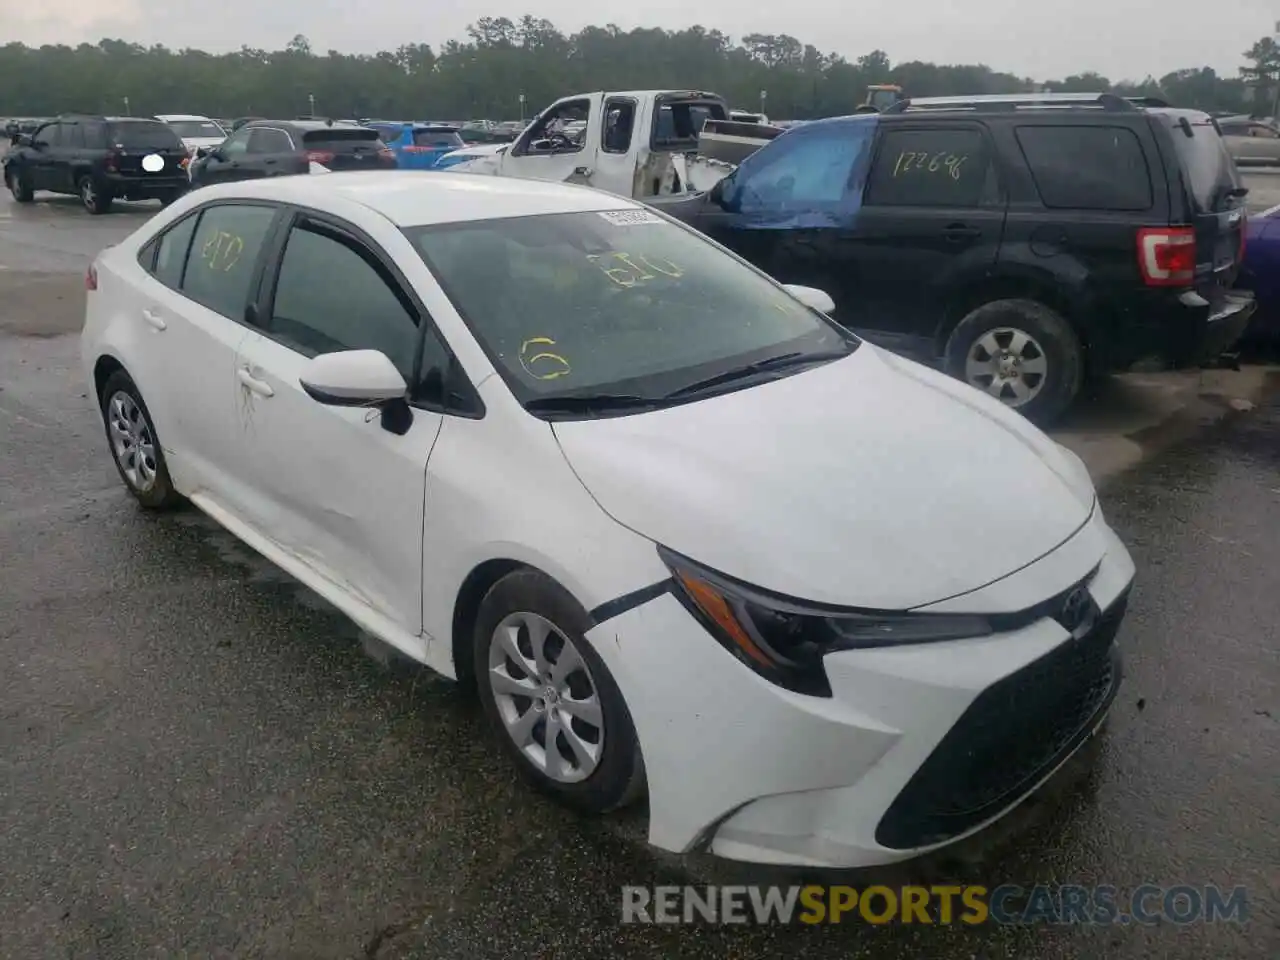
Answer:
xmin=0 ymin=189 xmax=1277 ymax=959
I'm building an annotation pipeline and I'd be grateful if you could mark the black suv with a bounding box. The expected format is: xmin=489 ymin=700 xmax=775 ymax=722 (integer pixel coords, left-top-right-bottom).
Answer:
xmin=188 ymin=119 xmax=396 ymax=187
xmin=675 ymin=93 xmax=1255 ymax=422
xmin=4 ymin=114 xmax=189 ymax=214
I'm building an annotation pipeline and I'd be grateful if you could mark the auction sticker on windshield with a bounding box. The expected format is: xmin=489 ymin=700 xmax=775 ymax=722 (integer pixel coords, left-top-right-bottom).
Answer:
xmin=597 ymin=210 xmax=663 ymax=226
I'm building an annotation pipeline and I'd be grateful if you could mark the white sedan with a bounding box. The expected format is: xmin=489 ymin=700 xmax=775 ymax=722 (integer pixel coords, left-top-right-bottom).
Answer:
xmin=81 ymin=171 xmax=1135 ymax=867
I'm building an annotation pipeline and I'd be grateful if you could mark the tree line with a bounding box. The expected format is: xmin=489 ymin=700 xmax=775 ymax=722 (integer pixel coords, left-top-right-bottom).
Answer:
xmin=2 ymin=18 xmax=1279 ymax=123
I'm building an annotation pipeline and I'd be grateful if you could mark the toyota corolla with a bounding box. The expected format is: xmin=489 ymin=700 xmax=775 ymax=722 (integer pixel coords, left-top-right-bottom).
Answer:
xmin=80 ymin=171 xmax=1135 ymax=867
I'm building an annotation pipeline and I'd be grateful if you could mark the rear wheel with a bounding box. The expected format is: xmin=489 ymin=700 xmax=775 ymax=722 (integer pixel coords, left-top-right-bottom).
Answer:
xmin=944 ymin=298 xmax=1083 ymax=425
xmin=78 ymin=175 xmax=112 ymax=215
xmin=99 ymin=370 xmax=182 ymax=510
xmin=6 ymin=168 xmax=33 ymax=202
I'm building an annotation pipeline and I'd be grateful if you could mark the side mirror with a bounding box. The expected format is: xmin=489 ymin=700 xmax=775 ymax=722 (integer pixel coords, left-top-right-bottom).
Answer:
xmin=195 ymin=146 xmax=210 ymax=159
xmin=783 ymin=284 xmax=836 ymax=315
xmin=300 ymin=350 xmax=413 ymax=434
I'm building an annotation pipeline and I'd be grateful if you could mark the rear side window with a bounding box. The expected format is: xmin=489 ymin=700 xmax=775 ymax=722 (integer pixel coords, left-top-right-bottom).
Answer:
xmin=1170 ymin=120 xmax=1242 ymax=213
xmin=181 ymin=204 xmax=277 ymax=319
xmin=865 ymin=127 xmax=993 ymax=208
xmin=1015 ymin=126 xmax=1153 ymax=211
xmin=110 ymin=121 xmax=183 ymax=150
xmin=154 ymin=214 xmax=199 ymax=289
xmin=302 ymin=129 xmax=380 ymax=152
xmin=82 ymin=120 xmax=107 ymax=149
xmin=412 ymin=128 xmax=463 ymax=149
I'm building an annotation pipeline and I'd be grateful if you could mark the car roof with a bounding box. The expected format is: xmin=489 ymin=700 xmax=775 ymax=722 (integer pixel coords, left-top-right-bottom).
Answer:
xmin=155 ymin=114 xmax=216 ymax=122
xmin=198 ymin=171 xmax=642 ymax=227
xmin=248 ymin=119 xmax=373 ymax=132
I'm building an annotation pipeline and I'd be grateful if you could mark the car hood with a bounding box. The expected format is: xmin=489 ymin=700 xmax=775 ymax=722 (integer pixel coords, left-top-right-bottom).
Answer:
xmin=552 ymin=346 xmax=1095 ymax=610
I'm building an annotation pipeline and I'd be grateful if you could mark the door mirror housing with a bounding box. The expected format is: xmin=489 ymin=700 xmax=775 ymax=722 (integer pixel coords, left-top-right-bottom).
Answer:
xmin=782 ymin=284 xmax=836 ymax=315
xmin=299 ymin=350 xmax=407 ymax=406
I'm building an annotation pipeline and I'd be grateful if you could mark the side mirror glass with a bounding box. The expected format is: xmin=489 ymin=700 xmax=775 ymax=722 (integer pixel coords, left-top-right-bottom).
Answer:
xmin=299 ymin=349 xmax=407 ymax=406
xmin=783 ymin=284 xmax=836 ymax=315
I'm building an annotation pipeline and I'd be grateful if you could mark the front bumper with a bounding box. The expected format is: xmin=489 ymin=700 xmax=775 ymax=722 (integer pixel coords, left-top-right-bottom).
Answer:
xmin=585 ymin=505 xmax=1135 ymax=867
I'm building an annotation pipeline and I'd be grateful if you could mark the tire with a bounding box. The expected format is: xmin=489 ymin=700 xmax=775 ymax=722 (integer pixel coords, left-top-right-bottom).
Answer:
xmin=6 ymin=168 xmax=34 ymax=202
xmin=474 ymin=569 xmax=646 ymax=813
xmin=99 ymin=370 xmax=183 ymax=510
xmin=943 ymin=298 xmax=1082 ymax=425
xmin=78 ymin=175 xmax=112 ymax=215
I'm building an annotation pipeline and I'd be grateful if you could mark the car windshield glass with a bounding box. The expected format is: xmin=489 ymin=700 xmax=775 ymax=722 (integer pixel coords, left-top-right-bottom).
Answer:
xmin=167 ymin=120 xmax=225 ymax=139
xmin=110 ymin=121 xmax=183 ymax=149
xmin=1171 ymin=119 xmax=1242 ymax=212
xmin=406 ymin=210 xmax=855 ymax=409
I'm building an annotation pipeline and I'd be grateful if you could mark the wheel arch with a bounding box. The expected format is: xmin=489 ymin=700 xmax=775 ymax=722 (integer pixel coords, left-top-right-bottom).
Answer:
xmin=93 ymin=353 xmax=128 ymax=404
xmin=450 ymin=558 xmax=529 ymax=689
xmin=935 ymin=269 xmax=1085 ymax=356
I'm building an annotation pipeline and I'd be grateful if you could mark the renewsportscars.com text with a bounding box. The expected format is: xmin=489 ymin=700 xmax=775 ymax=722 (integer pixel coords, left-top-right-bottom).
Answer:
xmin=620 ymin=884 xmax=1250 ymax=926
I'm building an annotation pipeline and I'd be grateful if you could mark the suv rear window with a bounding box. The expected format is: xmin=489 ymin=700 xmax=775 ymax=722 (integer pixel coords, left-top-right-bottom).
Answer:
xmin=413 ymin=128 xmax=463 ymax=148
xmin=1168 ymin=118 xmax=1241 ymax=213
xmin=109 ymin=121 xmax=183 ymax=150
xmin=1015 ymin=125 xmax=1152 ymax=211
xmin=302 ymin=128 xmax=381 ymax=152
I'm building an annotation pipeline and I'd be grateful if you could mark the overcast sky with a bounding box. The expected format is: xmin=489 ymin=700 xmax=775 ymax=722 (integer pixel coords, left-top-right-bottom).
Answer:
xmin=3 ymin=0 xmax=1275 ymax=81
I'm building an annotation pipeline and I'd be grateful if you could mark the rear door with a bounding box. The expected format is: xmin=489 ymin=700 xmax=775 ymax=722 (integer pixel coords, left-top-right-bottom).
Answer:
xmin=1161 ymin=114 xmax=1247 ymax=305
xmin=850 ymin=121 xmax=1006 ymax=352
xmin=301 ymin=128 xmax=392 ymax=171
xmin=246 ymin=126 xmax=302 ymax=178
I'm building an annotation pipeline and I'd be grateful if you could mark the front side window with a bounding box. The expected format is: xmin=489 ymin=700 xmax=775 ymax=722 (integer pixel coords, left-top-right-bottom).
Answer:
xmin=219 ymin=129 xmax=252 ymax=157
xmin=267 ymin=221 xmax=419 ymax=378
xmin=1015 ymin=125 xmax=1153 ymax=211
xmin=728 ymin=120 xmax=875 ymax=217
xmin=180 ymin=204 xmax=277 ymax=318
xmin=38 ymin=123 xmax=62 ymax=147
xmin=247 ymin=128 xmax=292 ymax=154
xmin=518 ymin=100 xmax=589 ymax=155
xmin=865 ymin=127 xmax=994 ymax=208
xmin=408 ymin=210 xmax=855 ymax=409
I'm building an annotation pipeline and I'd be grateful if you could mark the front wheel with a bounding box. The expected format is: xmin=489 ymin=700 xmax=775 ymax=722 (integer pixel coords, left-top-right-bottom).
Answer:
xmin=474 ymin=569 xmax=646 ymax=813
xmin=79 ymin=175 xmax=112 ymax=215
xmin=7 ymin=168 xmax=34 ymax=202
xmin=944 ymin=298 xmax=1082 ymax=425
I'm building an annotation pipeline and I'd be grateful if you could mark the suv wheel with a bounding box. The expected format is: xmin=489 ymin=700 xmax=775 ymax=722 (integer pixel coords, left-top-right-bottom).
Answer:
xmin=944 ymin=298 xmax=1082 ymax=425
xmin=6 ymin=169 xmax=34 ymax=203
xmin=78 ymin=175 xmax=112 ymax=215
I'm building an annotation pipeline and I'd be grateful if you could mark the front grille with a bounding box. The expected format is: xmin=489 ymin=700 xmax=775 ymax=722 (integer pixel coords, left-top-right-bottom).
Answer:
xmin=875 ymin=593 xmax=1128 ymax=850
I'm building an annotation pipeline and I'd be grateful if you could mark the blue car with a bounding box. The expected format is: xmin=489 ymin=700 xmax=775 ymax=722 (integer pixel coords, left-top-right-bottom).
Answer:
xmin=369 ymin=122 xmax=465 ymax=169
xmin=1238 ymin=202 xmax=1280 ymax=345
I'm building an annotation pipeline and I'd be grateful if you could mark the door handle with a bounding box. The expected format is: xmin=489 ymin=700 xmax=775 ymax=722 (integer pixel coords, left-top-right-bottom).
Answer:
xmin=236 ymin=367 xmax=274 ymax=397
xmin=943 ymin=223 xmax=981 ymax=242
xmin=141 ymin=308 xmax=167 ymax=331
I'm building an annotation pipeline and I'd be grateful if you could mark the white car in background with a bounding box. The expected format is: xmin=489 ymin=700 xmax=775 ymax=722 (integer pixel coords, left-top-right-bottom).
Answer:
xmin=80 ymin=172 xmax=1135 ymax=868
xmin=154 ymin=114 xmax=227 ymax=158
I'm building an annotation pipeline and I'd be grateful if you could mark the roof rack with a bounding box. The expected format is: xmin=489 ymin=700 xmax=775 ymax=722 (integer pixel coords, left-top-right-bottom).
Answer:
xmin=882 ymin=92 xmax=1168 ymax=115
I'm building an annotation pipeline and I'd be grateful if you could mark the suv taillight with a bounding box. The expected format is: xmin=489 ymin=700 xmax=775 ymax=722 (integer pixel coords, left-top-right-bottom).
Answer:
xmin=104 ymin=150 xmax=120 ymax=173
xmin=1137 ymin=227 xmax=1195 ymax=286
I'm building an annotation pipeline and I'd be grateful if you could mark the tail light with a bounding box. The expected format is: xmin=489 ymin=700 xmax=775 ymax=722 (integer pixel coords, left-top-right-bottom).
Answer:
xmin=85 ymin=264 xmax=98 ymax=291
xmin=1137 ymin=227 xmax=1195 ymax=286
xmin=377 ymin=144 xmax=397 ymax=165
xmin=306 ymin=150 xmax=335 ymax=164
xmin=104 ymin=150 xmax=120 ymax=173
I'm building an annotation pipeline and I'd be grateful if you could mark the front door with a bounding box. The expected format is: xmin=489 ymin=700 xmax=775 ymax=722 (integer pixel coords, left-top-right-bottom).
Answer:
xmin=846 ymin=122 xmax=1006 ymax=357
xmin=501 ymin=95 xmax=602 ymax=186
xmin=27 ymin=121 xmax=61 ymax=191
xmin=691 ymin=118 xmax=878 ymax=327
xmin=197 ymin=126 xmax=252 ymax=185
xmin=231 ymin=212 xmax=443 ymax=636
xmin=245 ymin=126 xmax=303 ymax=178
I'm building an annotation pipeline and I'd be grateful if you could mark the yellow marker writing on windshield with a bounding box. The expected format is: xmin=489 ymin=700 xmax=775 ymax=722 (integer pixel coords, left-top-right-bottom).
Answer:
xmin=519 ymin=336 xmax=572 ymax=381
xmin=587 ymin=252 xmax=685 ymax=287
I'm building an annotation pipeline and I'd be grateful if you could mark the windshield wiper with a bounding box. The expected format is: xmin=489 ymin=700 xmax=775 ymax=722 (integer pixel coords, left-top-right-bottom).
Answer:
xmin=665 ymin=349 xmax=852 ymax=399
xmin=524 ymin=393 xmax=667 ymax=415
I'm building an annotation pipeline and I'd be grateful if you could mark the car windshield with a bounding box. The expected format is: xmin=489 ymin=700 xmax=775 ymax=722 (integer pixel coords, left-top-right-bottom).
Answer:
xmin=109 ymin=121 xmax=184 ymax=149
xmin=167 ymin=120 xmax=225 ymax=139
xmin=406 ymin=210 xmax=855 ymax=412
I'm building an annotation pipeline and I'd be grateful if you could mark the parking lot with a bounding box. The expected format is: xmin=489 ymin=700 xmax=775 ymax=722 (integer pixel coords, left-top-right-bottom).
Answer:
xmin=0 ymin=181 xmax=1277 ymax=959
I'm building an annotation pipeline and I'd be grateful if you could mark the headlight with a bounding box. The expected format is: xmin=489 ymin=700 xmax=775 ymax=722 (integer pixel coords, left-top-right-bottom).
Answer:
xmin=660 ymin=548 xmax=993 ymax=697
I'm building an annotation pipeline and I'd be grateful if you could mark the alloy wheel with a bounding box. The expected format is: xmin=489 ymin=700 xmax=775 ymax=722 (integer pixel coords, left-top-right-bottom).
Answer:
xmin=106 ymin=391 xmax=158 ymax=492
xmin=486 ymin=611 xmax=605 ymax=783
xmin=964 ymin=326 xmax=1049 ymax=407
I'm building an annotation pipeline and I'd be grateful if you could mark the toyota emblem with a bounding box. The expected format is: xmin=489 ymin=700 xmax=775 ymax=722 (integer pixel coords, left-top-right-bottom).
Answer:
xmin=1060 ymin=586 xmax=1095 ymax=635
